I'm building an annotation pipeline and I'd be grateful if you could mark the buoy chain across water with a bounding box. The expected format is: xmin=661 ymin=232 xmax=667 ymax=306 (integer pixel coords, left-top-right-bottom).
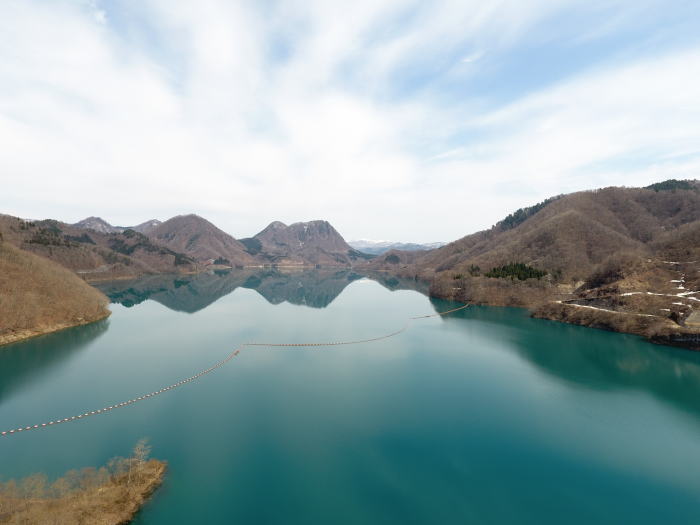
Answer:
xmin=1 ymin=304 xmax=468 ymax=438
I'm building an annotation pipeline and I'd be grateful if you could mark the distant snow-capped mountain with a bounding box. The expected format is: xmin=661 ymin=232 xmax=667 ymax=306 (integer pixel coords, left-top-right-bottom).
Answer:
xmin=72 ymin=216 xmax=122 ymax=234
xmin=131 ymin=219 xmax=162 ymax=234
xmin=72 ymin=217 xmax=162 ymax=234
xmin=348 ymin=239 xmax=446 ymax=255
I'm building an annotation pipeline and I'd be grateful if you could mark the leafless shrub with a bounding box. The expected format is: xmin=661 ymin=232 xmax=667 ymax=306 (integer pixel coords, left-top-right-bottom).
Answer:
xmin=0 ymin=439 xmax=165 ymax=524
xmin=581 ymin=252 xmax=643 ymax=290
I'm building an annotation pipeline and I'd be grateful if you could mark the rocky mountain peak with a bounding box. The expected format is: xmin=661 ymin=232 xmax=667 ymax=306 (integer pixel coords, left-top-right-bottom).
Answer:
xmin=246 ymin=219 xmax=362 ymax=265
xmin=72 ymin=217 xmax=121 ymax=234
xmin=131 ymin=219 xmax=162 ymax=234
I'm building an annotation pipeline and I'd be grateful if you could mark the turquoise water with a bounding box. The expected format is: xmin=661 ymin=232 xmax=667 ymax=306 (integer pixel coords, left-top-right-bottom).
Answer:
xmin=2 ymin=270 xmax=700 ymax=523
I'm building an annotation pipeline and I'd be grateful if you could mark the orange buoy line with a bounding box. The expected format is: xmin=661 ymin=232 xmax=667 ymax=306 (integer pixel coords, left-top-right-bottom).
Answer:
xmin=244 ymin=324 xmax=410 ymax=347
xmin=1 ymin=304 xmax=468 ymax=438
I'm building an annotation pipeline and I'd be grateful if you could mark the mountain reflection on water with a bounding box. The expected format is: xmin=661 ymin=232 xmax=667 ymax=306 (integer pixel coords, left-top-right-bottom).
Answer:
xmin=94 ymin=269 xmax=390 ymax=312
xmin=430 ymin=300 xmax=700 ymax=422
xmin=97 ymin=270 xmax=700 ymax=422
xmin=0 ymin=319 xmax=109 ymax=405
xmin=4 ymin=273 xmax=700 ymax=524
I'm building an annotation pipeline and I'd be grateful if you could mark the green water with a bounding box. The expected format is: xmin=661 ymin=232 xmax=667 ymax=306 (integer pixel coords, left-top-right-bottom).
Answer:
xmin=2 ymin=270 xmax=700 ymax=523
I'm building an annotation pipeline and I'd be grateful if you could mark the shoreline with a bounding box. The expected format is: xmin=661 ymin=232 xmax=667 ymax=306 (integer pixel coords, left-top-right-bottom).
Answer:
xmin=81 ymin=262 xmax=366 ymax=283
xmin=429 ymin=285 xmax=700 ymax=351
xmin=81 ymin=263 xmax=363 ymax=282
xmin=12 ymin=264 xmax=697 ymax=352
xmin=0 ymin=310 xmax=111 ymax=348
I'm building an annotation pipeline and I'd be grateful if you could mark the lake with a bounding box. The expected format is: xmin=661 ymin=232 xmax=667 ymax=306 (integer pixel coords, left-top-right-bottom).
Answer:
xmin=2 ymin=269 xmax=700 ymax=524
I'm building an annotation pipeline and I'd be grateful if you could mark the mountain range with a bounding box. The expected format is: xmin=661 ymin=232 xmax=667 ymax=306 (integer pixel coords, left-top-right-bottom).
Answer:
xmin=0 ymin=214 xmax=370 ymax=281
xmin=72 ymin=216 xmax=162 ymax=234
xmin=347 ymin=239 xmax=446 ymax=255
xmin=2 ymin=178 xmax=699 ymax=349
xmin=70 ymin=215 xmax=374 ymax=270
xmin=96 ymin=269 xmax=365 ymax=313
xmin=68 ymin=218 xmax=442 ymax=264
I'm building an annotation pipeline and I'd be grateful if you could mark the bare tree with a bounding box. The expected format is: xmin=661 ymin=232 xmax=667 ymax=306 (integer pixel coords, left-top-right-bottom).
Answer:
xmin=127 ymin=438 xmax=151 ymax=486
xmin=133 ymin=438 xmax=151 ymax=465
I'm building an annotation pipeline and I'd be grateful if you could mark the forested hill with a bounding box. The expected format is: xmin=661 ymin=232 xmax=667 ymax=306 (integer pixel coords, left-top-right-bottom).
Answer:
xmin=0 ymin=215 xmax=198 ymax=281
xmin=0 ymin=213 xmax=368 ymax=281
xmin=366 ymin=180 xmax=700 ymax=348
xmin=370 ymin=180 xmax=700 ymax=282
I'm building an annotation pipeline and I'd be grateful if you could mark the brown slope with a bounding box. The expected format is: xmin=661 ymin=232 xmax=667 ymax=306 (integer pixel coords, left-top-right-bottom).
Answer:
xmin=243 ymin=220 xmax=369 ymax=266
xmin=147 ymin=214 xmax=254 ymax=266
xmin=382 ymin=183 xmax=700 ymax=282
xmin=0 ymin=239 xmax=110 ymax=345
xmin=652 ymin=219 xmax=700 ymax=261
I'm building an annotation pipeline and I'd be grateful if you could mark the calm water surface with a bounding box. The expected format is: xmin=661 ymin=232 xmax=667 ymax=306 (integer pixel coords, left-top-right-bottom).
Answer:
xmin=2 ymin=270 xmax=700 ymax=524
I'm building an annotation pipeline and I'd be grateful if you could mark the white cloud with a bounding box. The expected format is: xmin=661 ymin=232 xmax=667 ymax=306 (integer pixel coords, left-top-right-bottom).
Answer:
xmin=0 ymin=0 xmax=698 ymax=242
xmin=461 ymin=51 xmax=484 ymax=63
xmin=433 ymin=47 xmax=700 ymax=196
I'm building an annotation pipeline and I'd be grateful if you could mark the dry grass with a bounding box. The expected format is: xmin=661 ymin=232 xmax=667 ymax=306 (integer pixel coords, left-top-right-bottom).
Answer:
xmin=0 ymin=242 xmax=110 ymax=345
xmin=532 ymin=301 xmax=671 ymax=335
xmin=429 ymin=273 xmax=556 ymax=308
xmin=0 ymin=440 xmax=166 ymax=525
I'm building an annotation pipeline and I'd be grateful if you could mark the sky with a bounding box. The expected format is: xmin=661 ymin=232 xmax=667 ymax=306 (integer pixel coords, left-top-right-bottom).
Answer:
xmin=1 ymin=1 xmax=699 ymax=243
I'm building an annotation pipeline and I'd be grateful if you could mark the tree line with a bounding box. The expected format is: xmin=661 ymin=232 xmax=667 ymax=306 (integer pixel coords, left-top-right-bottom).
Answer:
xmin=485 ymin=262 xmax=547 ymax=280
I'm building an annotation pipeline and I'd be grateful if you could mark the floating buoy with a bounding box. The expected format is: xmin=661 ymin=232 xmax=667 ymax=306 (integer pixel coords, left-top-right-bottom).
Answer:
xmin=1 ymin=304 xmax=468 ymax=438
